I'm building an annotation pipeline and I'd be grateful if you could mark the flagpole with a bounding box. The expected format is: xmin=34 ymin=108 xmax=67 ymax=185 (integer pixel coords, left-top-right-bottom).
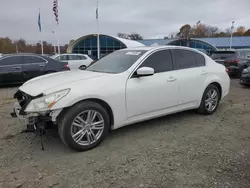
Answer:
xmin=52 ymin=31 xmax=57 ymax=54
xmin=41 ymin=38 xmax=44 ymax=55
xmin=57 ymin=0 xmax=60 ymax=54
xmin=96 ymin=0 xmax=100 ymax=59
xmin=57 ymin=28 xmax=60 ymax=54
xmin=53 ymin=0 xmax=60 ymax=54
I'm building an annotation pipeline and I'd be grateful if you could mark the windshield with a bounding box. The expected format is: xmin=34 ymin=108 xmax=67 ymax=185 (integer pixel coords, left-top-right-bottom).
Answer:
xmin=50 ymin=54 xmax=58 ymax=59
xmin=211 ymin=51 xmax=238 ymax=60
xmin=86 ymin=50 xmax=146 ymax=73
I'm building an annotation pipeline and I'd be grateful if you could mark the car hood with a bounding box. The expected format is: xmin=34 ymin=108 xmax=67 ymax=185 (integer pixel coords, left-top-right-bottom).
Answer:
xmin=19 ymin=70 xmax=106 ymax=96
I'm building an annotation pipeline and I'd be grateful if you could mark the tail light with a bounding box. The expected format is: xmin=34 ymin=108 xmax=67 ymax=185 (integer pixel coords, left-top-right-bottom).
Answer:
xmin=225 ymin=68 xmax=229 ymax=73
xmin=64 ymin=64 xmax=70 ymax=70
xmin=225 ymin=59 xmax=239 ymax=63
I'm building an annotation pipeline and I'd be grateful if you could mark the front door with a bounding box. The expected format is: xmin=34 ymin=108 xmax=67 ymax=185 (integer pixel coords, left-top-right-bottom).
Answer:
xmin=126 ymin=49 xmax=178 ymax=118
xmin=22 ymin=55 xmax=47 ymax=81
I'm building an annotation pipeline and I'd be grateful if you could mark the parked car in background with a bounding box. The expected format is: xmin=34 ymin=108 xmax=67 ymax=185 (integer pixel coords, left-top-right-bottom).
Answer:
xmin=0 ymin=53 xmax=69 ymax=85
xmin=240 ymin=65 xmax=250 ymax=86
xmin=197 ymin=49 xmax=209 ymax=55
xmin=51 ymin=53 xmax=93 ymax=70
xmin=235 ymin=49 xmax=250 ymax=60
xmin=211 ymin=50 xmax=249 ymax=77
xmin=12 ymin=46 xmax=230 ymax=151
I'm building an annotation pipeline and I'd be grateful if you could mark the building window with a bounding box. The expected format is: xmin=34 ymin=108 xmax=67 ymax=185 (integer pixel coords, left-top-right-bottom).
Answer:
xmin=72 ymin=35 xmax=127 ymax=60
xmin=168 ymin=39 xmax=217 ymax=56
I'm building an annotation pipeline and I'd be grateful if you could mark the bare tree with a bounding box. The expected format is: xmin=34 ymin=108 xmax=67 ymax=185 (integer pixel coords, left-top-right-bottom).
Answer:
xmin=117 ymin=32 xmax=143 ymax=40
xmin=117 ymin=33 xmax=130 ymax=39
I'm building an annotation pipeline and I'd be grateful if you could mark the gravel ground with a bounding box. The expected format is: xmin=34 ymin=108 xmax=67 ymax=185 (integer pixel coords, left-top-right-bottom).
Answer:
xmin=0 ymin=79 xmax=250 ymax=188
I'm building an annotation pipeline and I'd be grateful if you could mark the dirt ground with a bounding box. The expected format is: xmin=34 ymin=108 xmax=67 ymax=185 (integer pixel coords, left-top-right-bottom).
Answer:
xmin=0 ymin=79 xmax=250 ymax=188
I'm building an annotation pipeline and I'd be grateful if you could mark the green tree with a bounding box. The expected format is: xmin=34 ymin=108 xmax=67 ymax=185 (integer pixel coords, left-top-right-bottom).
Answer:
xmin=177 ymin=24 xmax=192 ymax=39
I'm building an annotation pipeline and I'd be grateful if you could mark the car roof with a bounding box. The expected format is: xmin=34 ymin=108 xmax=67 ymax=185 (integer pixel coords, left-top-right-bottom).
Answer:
xmin=57 ymin=53 xmax=88 ymax=56
xmin=0 ymin=53 xmax=42 ymax=58
xmin=0 ymin=53 xmax=56 ymax=61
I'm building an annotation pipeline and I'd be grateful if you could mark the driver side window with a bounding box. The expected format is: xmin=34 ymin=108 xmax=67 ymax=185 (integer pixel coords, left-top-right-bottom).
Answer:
xmin=139 ymin=50 xmax=174 ymax=73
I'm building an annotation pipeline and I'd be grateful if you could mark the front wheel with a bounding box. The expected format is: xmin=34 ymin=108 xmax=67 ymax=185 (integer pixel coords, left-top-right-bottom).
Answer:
xmin=196 ymin=84 xmax=220 ymax=115
xmin=58 ymin=101 xmax=110 ymax=151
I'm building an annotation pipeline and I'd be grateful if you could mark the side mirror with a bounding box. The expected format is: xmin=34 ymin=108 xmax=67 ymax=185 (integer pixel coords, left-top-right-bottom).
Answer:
xmin=136 ymin=67 xmax=154 ymax=77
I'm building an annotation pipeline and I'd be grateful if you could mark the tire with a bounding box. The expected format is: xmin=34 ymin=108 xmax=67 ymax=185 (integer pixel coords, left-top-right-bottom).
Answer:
xmin=58 ymin=101 xmax=110 ymax=151
xmin=196 ymin=84 xmax=221 ymax=115
xmin=79 ymin=65 xmax=87 ymax=70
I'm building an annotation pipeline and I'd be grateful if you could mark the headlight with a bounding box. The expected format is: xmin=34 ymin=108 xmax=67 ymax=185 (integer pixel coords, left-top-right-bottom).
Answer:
xmin=243 ymin=69 xmax=249 ymax=74
xmin=25 ymin=89 xmax=70 ymax=112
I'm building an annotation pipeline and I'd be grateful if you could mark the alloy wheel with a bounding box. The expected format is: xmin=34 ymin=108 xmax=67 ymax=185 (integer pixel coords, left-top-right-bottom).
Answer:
xmin=71 ymin=110 xmax=104 ymax=146
xmin=205 ymin=89 xmax=219 ymax=112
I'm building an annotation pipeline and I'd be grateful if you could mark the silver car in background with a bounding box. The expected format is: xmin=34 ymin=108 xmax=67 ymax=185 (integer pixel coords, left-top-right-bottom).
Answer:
xmin=235 ymin=49 xmax=250 ymax=60
xmin=51 ymin=53 xmax=93 ymax=70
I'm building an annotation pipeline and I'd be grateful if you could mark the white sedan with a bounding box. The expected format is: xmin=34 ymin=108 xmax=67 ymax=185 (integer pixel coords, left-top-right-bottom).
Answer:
xmin=51 ymin=53 xmax=93 ymax=70
xmin=12 ymin=46 xmax=230 ymax=151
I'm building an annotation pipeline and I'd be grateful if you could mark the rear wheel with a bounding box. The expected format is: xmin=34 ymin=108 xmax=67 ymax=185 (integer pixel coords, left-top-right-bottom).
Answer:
xmin=79 ymin=65 xmax=87 ymax=70
xmin=197 ymin=84 xmax=220 ymax=115
xmin=44 ymin=71 xmax=56 ymax=75
xmin=58 ymin=101 xmax=110 ymax=151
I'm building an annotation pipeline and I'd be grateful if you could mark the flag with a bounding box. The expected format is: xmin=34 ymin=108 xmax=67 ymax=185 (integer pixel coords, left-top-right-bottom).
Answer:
xmin=96 ymin=0 xmax=99 ymax=19
xmin=38 ymin=10 xmax=42 ymax=32
xmin=53 ymin=0 xmax=59 ymax=24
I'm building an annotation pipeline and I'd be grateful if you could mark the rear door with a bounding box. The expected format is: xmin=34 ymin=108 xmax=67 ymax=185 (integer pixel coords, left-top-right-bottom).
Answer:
xmin=22 ymin=55 xmax=47 ymax=81
xmin=0 ymin=56 xmax=23 ymax=84
xmin=171 ymin=49 xmax=207 ymax=106
xmin=68 ymin=55 xmax=82 ymax=69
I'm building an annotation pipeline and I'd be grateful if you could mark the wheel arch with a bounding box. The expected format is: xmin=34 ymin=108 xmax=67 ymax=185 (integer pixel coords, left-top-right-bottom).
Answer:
xmin=205 ymin=81 xmax=222 ymax=100
xmin=59 ymin=98 xmax=114 ymax=129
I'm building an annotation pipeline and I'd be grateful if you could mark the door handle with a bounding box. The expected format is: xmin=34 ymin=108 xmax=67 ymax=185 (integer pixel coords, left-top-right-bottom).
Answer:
xmin=201 ymin=70 xmax=208 ymax=75
xmin=38 ymin=65 xmax=45 ymax=67
xmin=167 ymin=76 xmax=177 ymax=82
xmin=14 ymin=67 xmax=21 ymax=69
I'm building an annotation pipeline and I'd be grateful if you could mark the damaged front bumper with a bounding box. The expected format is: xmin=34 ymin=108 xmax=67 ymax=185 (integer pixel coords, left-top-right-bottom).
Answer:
xmin=10 ymin=90 xmax=62 ymax=129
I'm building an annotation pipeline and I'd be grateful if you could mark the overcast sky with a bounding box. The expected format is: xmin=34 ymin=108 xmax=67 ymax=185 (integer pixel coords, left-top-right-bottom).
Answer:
xmin=0 ymin=0 xmax=250 ymax=44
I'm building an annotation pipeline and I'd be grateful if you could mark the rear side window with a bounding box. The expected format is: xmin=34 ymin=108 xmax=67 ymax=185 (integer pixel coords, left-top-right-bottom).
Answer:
xmin=68 ymin=55 xmax=78 ymax=60
xmin=0 ymin=56 xmax=22 ymax=65
xmin=196 ymin=53 xmax=206 ymax=66
xmin=56 ymin=55 xmax=68 ymax=61
xmin=78 ymin=55 xmax=87 ymax=60
xmin=172 ymin=49 xmax=197 ymax=69
xmin=140 ymin=50 xmax=173 ymax=73
xmin=23 ymin=56 xmax=46 ymax=64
